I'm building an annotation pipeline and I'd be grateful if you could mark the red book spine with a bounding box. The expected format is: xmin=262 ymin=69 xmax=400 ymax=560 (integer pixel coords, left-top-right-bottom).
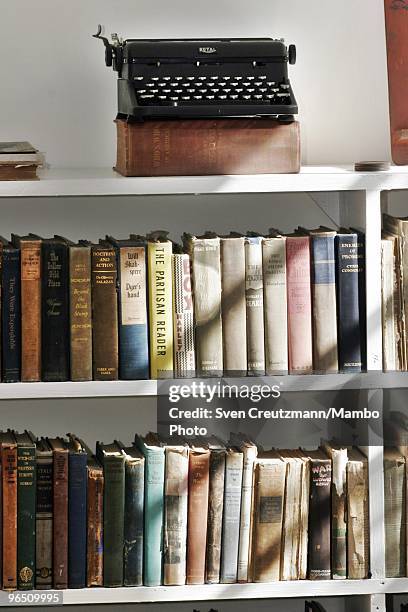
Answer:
xmin=2 ymin=445 xmax=17 ymax=590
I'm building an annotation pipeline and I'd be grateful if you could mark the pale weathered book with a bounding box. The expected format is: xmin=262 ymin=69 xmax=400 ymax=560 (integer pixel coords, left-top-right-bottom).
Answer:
xmin=292 ymin=450 xmax=310 ymax=579
xmin=279 ymin=450 xmax=303 ymax=580
xmin=163 ymin=439 xmax=189 ymax=585
xmin=263 ymin=234 xmax=288 ymax=374
xmin=321 ymin=441 xmax=347 ymax=579
xmin=383 ymin=447 xmax=406 ymax=577
xmin=250 ymin=451 xmax=287 ymax=582
xmin=184 ymin=233 xmax=223 ymax=376
xmin=382 ymin=232 xmax=405 ymax=370
xmin=220 ymin=235 xmax=247 ymax=375
xmin=245 ymin=235 xmax=265 ymax=375
xmin=347 ymin=447 xmax=369 ymax=579
xmin=220 ymin=446 xmax=243 ymax=583
xmin=230 ymin=434 xmax=258 ymax=582
xmin=382 ymin=237 xmax=397 ymax=371
xmin=172 ymin=251 xmax=195 ymax=377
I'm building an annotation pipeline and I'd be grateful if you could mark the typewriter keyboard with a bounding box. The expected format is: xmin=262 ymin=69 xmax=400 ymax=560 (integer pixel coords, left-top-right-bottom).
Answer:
xmin=133 ymin=75 xmax=292 ymax=106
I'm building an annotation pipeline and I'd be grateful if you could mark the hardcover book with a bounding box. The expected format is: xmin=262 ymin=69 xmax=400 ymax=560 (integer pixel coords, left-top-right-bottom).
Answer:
xmin=172 ymin=249 xmax=195 ymax=377
xmin=47 ymin=437 xmax=69 ymax=589
xmin=41 ymin=238 xmax=69 ymax=381
xmin=220 ymin=446 xmax=243 ymax=583
xmin=147 ymin=232 xmax=173 ymax=379
xmin=184 ymin=233 xmax=223 ymax=377
xmin=322 ymin=441 xmax=347 ymax=579
xmin=15 ymin=431 xmax=36 ymax=591
xmin=263 ymin=233 xmax=288 ymax=374
xmin=293 ymin=450 xmax=311 ymax=579
xmin=383 ymin=447 xmax=405 ymax=577
xmin=1 ymin=239 xmax=21 ymax=382
xmin=381 ymin=236 xmax=398 ymax=371
xmin=96 ymin=441 xmax=125 ymax=587
xmin=347 ymin=447 xmax=369 ymax=579
xmin=107 ymin=236 xmax=149 ymax=380
xmin=279 ymin=450 xmax=303 ymax=580
xmin=220 ymin=235 xmax=247 ymax=376
xmin=35 ymin=438 xmax=53 ymax=589
xmin=66 ymin=435 xmax=88 ymax=589
xmin=245 ymin=235 xmax=265 ymax=375
xmin=1 ymin=431 xmax=18 ymax=590
xmin=83 ymin=443 xmax=103 ymax=587
xmin=306 ymin=449 xmax=332 ymax=580
xmin=11 ymin=235 xmax=41 ymax=382
xmin=134 ymin=433 xmax=165 ymax=586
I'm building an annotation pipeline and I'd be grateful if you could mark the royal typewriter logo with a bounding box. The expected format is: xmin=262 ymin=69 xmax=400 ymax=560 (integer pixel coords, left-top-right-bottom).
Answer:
xmin=391 ymin=0 xmax=408 ymax=8
xmin=198 ymin=47 xmax=217 ymax=54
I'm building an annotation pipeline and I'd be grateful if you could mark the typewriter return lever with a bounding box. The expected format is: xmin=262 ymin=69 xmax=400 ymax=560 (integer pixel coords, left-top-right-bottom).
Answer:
xmin=93 ymin=25 xmax=114 ymax=67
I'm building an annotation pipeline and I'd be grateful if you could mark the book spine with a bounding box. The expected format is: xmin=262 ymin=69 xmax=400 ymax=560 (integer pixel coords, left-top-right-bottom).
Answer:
xmin=220 ymin=451 xmax=243 ymax=584
xmin=103 ymin=455 xmax=125 ymax=587
xmin=2 ymin=249 xmax=21 ymax=382
xmin=347 ymin=459 xmax=369 ymax=579
xmin=262 ymin=237 xmax=288 ymax=374
xmin=311 ymin=235 xmax=338 ymax=372
xmin=281 ymin=459 xmax=302 ymax=580
xmin=53 ymin=449 xmax=68 ymax=589
xmin=91 ymin=247 xmax=119 ymax=380
xmin=245 ymin=237 xmax=265 ymax=375
xmin=205 ymin=450 xmax=226 ymax=584
xmin=41 ymin=243 xmax=69 ymax=381
xmin=251 ymin=462 xmax=286 ymax=583
xmin=69 ymin=246 xmax=92 ymax=381
xmin=191 ymin=237 xmax=223 ymax=376
xmin=36 ymin=455 xmax=53 ymax=589
xmin=384 ymin=454 xmax=406 ymax=577
xmin=17 ymin=443 xmax=36 ymax=590
xmin=298 ymin=458 xmax=310 ymax=579
xmin=2 ymin=444 xmax=17 ymax=590
xmin=163 ymin=448 xmax=189 ymax=585
xmin=68 ymin=453 xmax=87 ymax=588
xmin=286 ymin=236 xmax=313 ymax=373
xmin=143 ymin=448 xmax=165 ymax=586
xmin=172 ymin=253 xmax=195 ymax=377
xmin=308 ymin=460 xmax=331 ymax=580
xmin=20 ymin=241 xmax=41 ymax=381
xmin=331 ymin=451 xmax=347 ymax=579
xmin=237 ymin=446 xmax=257 ymax=582
xmin=220 ymin=237 xmax=247 ymax=375
xmin=357 ymin=232 xmax=367 ymax=369
xmin=118 ymin=246 xmax=149 ymax=380
xmin=381 ymin=240 xmax=397 ymax=371
xmin=148 ymin=241 xmax=173 ymax=379
xmin=335 ymin=234 xmax=363 ymax=372
xmin=124 ymin=458 xmax=145 ymax=586
xmin=186 ymin=450 xmax=210 ymax=585
xmin=86 ymin=467 xmax=103 ymax=587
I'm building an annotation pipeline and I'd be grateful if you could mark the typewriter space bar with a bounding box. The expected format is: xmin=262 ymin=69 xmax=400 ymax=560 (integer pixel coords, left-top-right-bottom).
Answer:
xmin=143 ymin=99 xmax=272 ymax=106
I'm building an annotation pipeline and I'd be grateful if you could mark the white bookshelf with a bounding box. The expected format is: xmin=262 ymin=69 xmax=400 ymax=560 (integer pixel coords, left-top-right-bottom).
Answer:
xmin=2 ymin=164 xmax=407 ymax=610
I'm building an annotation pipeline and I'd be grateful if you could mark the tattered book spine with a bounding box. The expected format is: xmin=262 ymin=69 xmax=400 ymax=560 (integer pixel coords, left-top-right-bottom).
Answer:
xmin=53 ymin=449 xmax=69 ymax=589
xmin=329 ymin=448 xmax=347 ymax=579
xmin=17 ymin=443 xmax=36 ymax=590
xmin=172 ymin=253 xmax=195 ymax=377
xmin=263 ymin=237 xmax=288 ymax=374
xmin=384 ymin=449 xmax=406 ymax=577
xmin=381 ymin=239 xmax=397 ymax=371
xmin=148 ymin=241 xmax=174 ymax=379
xmin=245 ymin=237 xmax=265 ymax=375
xmin=103 ymin=455 xmax=125 ymax=587
xmin=68 ymin=453 xmax=88 ymax=589
xmin=2 ymin=247 xmax=21 ymax=382
xmin=186 ymin=449 xmax=210 ymax=584
xmin=237 ymin=445 xmax=257 ymax=582
xmin=124 ymin=456 xmax=145 ymax=586
xmin=69 ymin=246 xmax=92 ymax=381
xmin=163 ymin=447 xmax=189 ymax=585
xmin=220 ymin=450 xmax=243 ymax=584
xmin=20 ymin=240 xmax=41 ymax=381
xmin=189 ymin=237 xmax=223 ymax=376
xmin=36 ymin=452 xmax=53 ymax=589
xmin=86 ymin=464 xmax=104 ymax=587
xmin=347 ymin=454 xmax=369 ymax=578
xmin=118 ymin=246 xmax=149 ymax=380
xmin=308 ymin=459 xmax=331 ymax=580
xmin=205 ymin=449 xmax=226 ymax=584
xmin=280 ymin=457 xmax=302 ymax=580
xmin=220 ymin=237 xmax=247 ymax=376
xmin=2 ymin=444 xmax=17 ymax=590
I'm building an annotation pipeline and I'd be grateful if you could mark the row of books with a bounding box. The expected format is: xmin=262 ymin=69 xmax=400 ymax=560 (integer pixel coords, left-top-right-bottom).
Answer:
xmin=0 ymin=227 xmax=366 ymax=383
xmin=0 ymin=430 xmax=369 ymax=591
xmin=382 ymin=213 xmax=408 ymax=371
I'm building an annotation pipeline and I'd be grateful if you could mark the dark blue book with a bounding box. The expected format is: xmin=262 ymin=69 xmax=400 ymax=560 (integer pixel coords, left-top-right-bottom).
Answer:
xmin=118 ymin=442 xmax=144 ymax=586
xmin=335 ymin=230 xmax=365 ymax=372
xmin=1 ymin=238 xmax=21 ymax=382
xmin=67 ymin=435 xmax=87 ymax=589
xmin=106 ymin=236 xmax=149 ymax=380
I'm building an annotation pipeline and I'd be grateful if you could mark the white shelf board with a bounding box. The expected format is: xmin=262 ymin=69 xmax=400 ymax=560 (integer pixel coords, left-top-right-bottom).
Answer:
xmin=1 ymin=165 xmax=408 ymax=197
xmin=0 ymin=373 xmax=405 ymax=400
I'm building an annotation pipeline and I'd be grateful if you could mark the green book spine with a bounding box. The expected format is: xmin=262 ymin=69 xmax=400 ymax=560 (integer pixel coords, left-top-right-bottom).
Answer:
xmin=103 ymin=455 xmax=125 ymax=587
xmin=17 ymin=443 xmax=36 ymax=590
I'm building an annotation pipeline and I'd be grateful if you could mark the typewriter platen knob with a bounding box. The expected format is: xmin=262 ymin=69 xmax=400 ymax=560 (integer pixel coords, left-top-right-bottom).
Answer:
xmin=288 ymin=44 xmax=296 ymax=65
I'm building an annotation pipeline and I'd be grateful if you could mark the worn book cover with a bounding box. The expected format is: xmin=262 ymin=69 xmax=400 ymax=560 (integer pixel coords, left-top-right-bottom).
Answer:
xmin=108 ymin=236 xmax=149 ymax=380
xmin=220 ymin=446 xmax=244 ymax=583
xmin=245 ymin=235 xmax=265 ymax=375
xmin=347 ymin=447 xmax=369 ymax=579
xmin=306 ymin=449 xmax=332 ymax=580
xmin=11 ymin=235 xmax=41 ymax=382
xmin=68 ymin=241 xmax=92 ymax=381
xmin=15 ymin=431 xmax=36 ymax=591
xmin=186 ymin=442 xmax=210 ymax=584
xmin=66 ymin=435 xmax=88 ymax=589
xmin=250 ymin=450 xmax=286 ymax=582
xmin=47 ymin=437 xmax=69 ymax=589
xmin=147 ymin=233 xmax=173 ymax=379
xmin=1 ymin=240 xmax=21 ymax=382
xmin=381 ymin=237 xmax=398 ymax=371
xmin=82 ymin=442 xmax=103 ymax=588
xmin=1 ymin=431 xmax=17 ymax=590
xmin=172 ymin=250 xmax=195 ymax=377
xmin=134 ymin=433 xmax=165 ymax=586
xmin=263 ymin=233 xmax=288 ymax=374
xmin=292 ymin=449 xmax=311 ymax=579
xmin=184 ymin=233 xmax=223 ymax=377
xmin=96 ymin=441 xmax=125 ymax=587
xmin=163 ymin=437 xmax=189 ymax=585
xmin=91 ymin=243 xmax=119 ymax=380
xmin=220 ymin=235 xmax=247 ymax=376
xmin=322 ymin=441 xmax=347 ymax=579
xmin=35 ymin=438 xmax=53 ymax=589
xmin=279 ymin=450 xmax=303 ymax=580
xmin=384 ymin=447 xmax=406 ymax=577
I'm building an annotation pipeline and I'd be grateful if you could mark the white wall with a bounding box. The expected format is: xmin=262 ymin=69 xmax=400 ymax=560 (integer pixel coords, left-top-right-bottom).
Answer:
xmin=1 ymin=0 xmax=390 ymax=168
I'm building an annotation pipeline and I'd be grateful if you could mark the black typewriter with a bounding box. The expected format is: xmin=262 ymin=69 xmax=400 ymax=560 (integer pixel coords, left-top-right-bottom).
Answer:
xmin=94 ymin=26 xmax=297 ymax=121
